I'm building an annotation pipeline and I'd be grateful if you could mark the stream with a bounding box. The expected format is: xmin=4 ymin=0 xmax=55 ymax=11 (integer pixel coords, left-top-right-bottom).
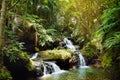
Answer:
xmin=34 ymin=38 xmax=111 ymax=80
xmin=39 ymin=67 xmax=111 ymax=80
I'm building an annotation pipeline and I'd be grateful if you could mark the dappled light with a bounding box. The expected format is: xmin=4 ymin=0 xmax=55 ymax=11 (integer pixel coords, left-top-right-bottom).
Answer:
xmin=0 ymin=0 xmax=120 ymax=80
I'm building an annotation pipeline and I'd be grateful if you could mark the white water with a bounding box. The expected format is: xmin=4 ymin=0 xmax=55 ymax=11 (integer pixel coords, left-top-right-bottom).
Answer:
xmin=31 ymin=52 xmax=66 ymax=77
xmin=33 ymin=60 xmax=66 ymax=77
xmin=30 ymin=52 xmax=39 ymax=60
xmin=32 ymin=38 xmax=88 ymax=79
xmin=43 ymin=63 xmax=47 ymax=75
xmin=45 ymin=62 xmax=61 ymax=72
xmin=42 ymin=61 xmax=64 ymax=75
xmin=78 ymin=53 xmax=86 ymax=66
xmin=40 ymin=61 xmax=66 ymax=79
xmin=63 ymin=38 xmax=87 ymax=67
xmin=63 ymin=38 xmax=76 ymax=51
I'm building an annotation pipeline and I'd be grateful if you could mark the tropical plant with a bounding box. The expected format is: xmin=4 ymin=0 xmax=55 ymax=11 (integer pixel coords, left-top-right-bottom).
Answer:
xmin=0 ymin=68 xmax=12 ymax=80
xmin=101 ymin=7 xmax=120 ymax=70
xmin=71 ymin=0 xmax=104 ymax=43
xmin=90 ymin=2 xmax=120 ymax=79
xmin=3 ymin=41 xmax=25 ymax=62
xmin=37 ymin=27 xmax=56 ymax=47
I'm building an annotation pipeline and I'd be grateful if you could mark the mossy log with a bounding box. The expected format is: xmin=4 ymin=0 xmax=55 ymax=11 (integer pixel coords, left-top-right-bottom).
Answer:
xmin=40 ymin=49 xmax=80 ymax=70
xmin=40 ymin=49 xmax=74 ymax=60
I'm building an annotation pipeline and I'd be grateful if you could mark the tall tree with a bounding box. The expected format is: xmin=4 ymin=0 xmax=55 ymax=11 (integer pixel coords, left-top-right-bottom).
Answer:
xmin=0 ymin=0 xmax=7 ymax=55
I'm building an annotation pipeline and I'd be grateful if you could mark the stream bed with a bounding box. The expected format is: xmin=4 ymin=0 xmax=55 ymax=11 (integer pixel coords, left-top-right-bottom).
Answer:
xmin=38 ymin=67 xmax=112 ymax=80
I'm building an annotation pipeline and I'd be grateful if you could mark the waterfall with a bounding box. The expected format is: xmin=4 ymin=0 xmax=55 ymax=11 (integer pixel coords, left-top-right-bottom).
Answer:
xmin=39 ymin=61 xmax=67 ymax=79
xmin=42 ymin=63 xmax=47 ymax=75
xmin=40 ymin=61 xmax=62 ymax=75
xmin=45 ymin=62 xmax=61 ymax=72
xmin=63 ymin=38 xmax=76 ymax=51
xmin=78 ymin=52 xmax=86 ymax=66
xmin=63 ymin=38 xmax=86 ymax=67
xmin=30 ymin=52 xmax=39 ymax=60
xmin=30 ymin=52 xmax=66 ymax=77
xmin=33 ymin=60 xmax=64 ymax=77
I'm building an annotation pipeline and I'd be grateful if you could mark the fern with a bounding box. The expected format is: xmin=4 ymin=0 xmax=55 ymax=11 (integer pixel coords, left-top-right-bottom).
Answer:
xmin=104 ymin=32 xmax=120 ymax=49
xmin=3 ymin=41 xmax=25 ymax=62
xmin=37 ymin=27 xmax=56 ymax=46
xmin=97 ymin=6 xmax=120 ymax=71
xmin=100 ymin=7 xmax=120 ymax=49
xmin=101 ymin=7 xmax=120 ymax=33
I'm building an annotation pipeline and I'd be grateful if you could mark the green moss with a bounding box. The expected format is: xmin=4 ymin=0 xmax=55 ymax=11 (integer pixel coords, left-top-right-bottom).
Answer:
xmin=101 ymin=51 xmax=112 ymax=68
xmin=26 ymin=59 xmax=35 ymax=71
xmin=81 ymin=43 xmax=96 ymax=57
xmin=5 ymin=51 xmax=35 ymax=71
xmin=17 ymin=52 xmax=35 ymax=71
xmin=0 ymin=67 xmax=12 ymax=80
xmin=40 ymin=49 xmax=73 ymax=60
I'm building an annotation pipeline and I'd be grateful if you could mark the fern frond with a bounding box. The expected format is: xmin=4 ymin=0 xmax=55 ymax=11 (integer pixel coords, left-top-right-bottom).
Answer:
xmin=104 ymin=32 xmax=120 ymax=49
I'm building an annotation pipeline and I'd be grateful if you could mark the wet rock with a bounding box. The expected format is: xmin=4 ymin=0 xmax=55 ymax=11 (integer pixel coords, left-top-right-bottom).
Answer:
xmin=3 ymin=52 xmax=42 ymax=80
xmin=40 ymin=49 xmax=80 ymax=70
xmin=56 ymin=53 xmax=80 ymax=70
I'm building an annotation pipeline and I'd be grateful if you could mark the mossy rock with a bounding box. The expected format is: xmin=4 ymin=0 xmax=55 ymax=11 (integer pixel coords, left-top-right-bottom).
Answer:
xmin=4 ymin=51 xmax=34 ymax=71
xmin=40 ymin=49 xmax=74 ymax=61
xmin=3 ymin=52 xmax=39 ymax=80
xmin=0 ymin=67 xmax=12 ymax=80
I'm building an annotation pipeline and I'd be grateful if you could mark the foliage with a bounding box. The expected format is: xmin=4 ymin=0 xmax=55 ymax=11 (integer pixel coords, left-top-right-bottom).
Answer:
xmin=21 ymin=14 xmax=43 ymax=24
xmin=81 ymin=42 xmax=97 ymax=58
xmin=101 ymin=7 xmax=120 ymax=50
xmin=0 ymin=68 xmax=12 ymax=80
xmin=22 ymin=14 xmax=57 ymax=47
xmin=3 ymin=41 xmax=25 ymax=62
xmin=37 ymin=27 xmax=57 ymax=47
xmin=71 ymin=0 xmax=104 ymax=43
xmin=102 ymin=51 xmax=112 ymax=68
xmin=92 ymin=3 xmax=120 ymax=76
xmin=1 ymin=1 xmax=120 ymax=78
xmin=104 ymin=32 xmax=120 ymax=49
xmin=3 ymin=40 xmax=34 ymax=71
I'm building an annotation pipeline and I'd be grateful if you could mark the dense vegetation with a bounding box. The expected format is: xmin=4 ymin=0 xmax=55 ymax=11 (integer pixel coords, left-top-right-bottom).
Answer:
xmin=0 ymin=0 xmax=120 ymax=80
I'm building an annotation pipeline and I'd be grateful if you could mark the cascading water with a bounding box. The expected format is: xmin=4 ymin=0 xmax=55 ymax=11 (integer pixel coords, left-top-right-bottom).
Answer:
xmin=63 ymin=38 xmax=86 ymax=67
xmin=41 ymin=61 xmax=61 ymax=75
xmin=45 ymin=62 xmax=61 ymax=72
xmin=42 ymin=62 xmax=47 ymax=75
xmin=30 ymin=52 xmax=64 ymax=76
xmin=30 ymin=52 xmax=39 ymax=60
xmin=63 ymin=38 xmax=76 ymax=51
xmin=78 ymin=52 xmax=86 ymax=66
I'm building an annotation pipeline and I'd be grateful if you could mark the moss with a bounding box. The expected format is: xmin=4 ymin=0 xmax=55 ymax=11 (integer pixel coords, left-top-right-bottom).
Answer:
xmin=0 ymin=67 xmax=12 ymax=80
xmin=16 ymin=52 xmax=35 ymax=71
xmin=4 ymin=51 xmax=35 ymax=71
xmin=25 ymin=59 xmax=35 ymax=71
xmin=40 ymin=49 xmax=74 ymax=60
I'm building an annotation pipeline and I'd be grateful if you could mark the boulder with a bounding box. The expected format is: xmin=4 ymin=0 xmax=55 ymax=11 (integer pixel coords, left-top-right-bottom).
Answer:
xmin=40 ymin=49 xmax=80 ymax=70
xmin=3 ymin=52 xmax=42 ymax=80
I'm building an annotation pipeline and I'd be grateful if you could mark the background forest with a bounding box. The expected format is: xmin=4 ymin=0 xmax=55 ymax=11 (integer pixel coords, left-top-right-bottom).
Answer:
xmin=0 ymin=0 xmax=120 ymax=80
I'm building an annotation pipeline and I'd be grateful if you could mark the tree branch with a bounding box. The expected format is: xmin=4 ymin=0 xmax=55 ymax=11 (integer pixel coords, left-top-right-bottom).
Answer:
xmin=7 ymin=0 xmax=20 ymax=10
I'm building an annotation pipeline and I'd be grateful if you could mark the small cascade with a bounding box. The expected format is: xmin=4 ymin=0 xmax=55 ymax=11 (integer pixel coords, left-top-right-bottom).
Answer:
xmin=63 ymin=38 xmax=87 ymax=67
xmin=36 ymin=61 xmax=62 ymax=76
xmin=45 ymin=62 xmax=61 ymax=72
xmin=78 ymin=52 xmax=86 ymax=66
xmin=30 ymin=52 xmax=66 ymax=77
xmin=63 ymin=38 xmax=76 ymax=51
xmin=42 ymin=63 xmax=47 ymax=75
xmin=30 ymin=52 xmax=39 ymax=60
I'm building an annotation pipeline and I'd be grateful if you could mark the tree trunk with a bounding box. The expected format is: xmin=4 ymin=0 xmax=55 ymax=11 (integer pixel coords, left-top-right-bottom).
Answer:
xmin=0 ymin=0 xmax=7 ymax=61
